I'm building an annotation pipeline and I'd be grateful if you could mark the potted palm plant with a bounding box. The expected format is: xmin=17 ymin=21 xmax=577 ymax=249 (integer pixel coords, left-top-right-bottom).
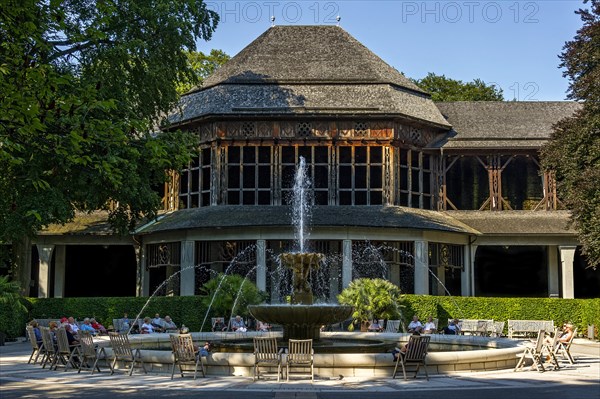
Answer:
xmin=337 ymin=278 xmax=403 ymax=331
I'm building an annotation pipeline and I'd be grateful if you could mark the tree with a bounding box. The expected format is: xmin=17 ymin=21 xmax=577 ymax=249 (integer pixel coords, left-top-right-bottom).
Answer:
xmin=541 ymin=0 xmax=600 ymax=269
xmin=0 ymin=1 xmax=218 ymax=252
xmin=337 ymin=278 xmax=403 ymax=330
xmin=413 ymin=72 xmax=504 ymax=101
xmin=177 ymin=49 xmax=230 ymax=94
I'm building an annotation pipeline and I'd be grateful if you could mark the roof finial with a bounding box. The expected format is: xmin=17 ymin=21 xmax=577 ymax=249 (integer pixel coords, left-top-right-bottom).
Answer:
xmin=271 ymin=16 xmax=275 ymax=27
xmin=336 ymin=15 xmax=341 ymax=26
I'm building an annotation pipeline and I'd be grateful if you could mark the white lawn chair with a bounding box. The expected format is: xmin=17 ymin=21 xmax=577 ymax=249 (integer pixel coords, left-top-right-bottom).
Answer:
xmin=514 ymin=329 xmax=546 ymax=372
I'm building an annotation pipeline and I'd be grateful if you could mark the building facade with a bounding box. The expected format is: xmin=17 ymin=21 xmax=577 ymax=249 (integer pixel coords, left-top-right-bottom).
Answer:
xmin=25 ymin=26 xmax=599 ymax=300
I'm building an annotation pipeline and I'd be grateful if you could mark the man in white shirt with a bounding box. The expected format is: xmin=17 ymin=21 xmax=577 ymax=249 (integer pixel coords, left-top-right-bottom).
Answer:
xmin=68 ymin=316 xmax=80 ymax=334
xmin=407 ymin=315 xmax=424 ymax=333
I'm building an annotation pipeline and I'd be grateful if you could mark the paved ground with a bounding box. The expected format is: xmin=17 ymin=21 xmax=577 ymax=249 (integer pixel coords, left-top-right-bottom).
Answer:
xmin=1 ymin=339 xmax=598 ymax=399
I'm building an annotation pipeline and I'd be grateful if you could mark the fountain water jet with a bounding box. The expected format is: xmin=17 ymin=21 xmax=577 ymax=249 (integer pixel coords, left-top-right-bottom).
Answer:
xmin=248 ymin=157 xmax=352 ymax=340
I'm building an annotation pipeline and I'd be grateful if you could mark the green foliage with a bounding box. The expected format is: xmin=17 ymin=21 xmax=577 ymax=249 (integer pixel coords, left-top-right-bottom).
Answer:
xmin=200 ymin=274 xmax=266 ymax=321
xmin=0 ymin=276 xmax=29 ymax=338
xmin=337 ymin=278 xmax=403 ymax=324
xmin=27 ymin=296 xmax=209 ymax=332
xmin=400 ymin=295 xmax=600 ymax=338
xmin=12 ymin=295 xmax=600 ymax=339
xmin=177 ymin=49 xmax=230 ymax=94
xmin=413 ymin=72 xmax=504 ymax=101
xmin=541 ymin=1 xmax=600 ymax=269
xmin=0 ymin=0 xmax=219 ymax=244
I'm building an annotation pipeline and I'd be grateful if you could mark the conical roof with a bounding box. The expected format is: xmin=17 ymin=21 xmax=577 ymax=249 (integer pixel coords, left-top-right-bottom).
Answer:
xmin=201 ymin=25 xmax=424 ymax=92
xmin=172 ymin=26 xmax=450 ymax=128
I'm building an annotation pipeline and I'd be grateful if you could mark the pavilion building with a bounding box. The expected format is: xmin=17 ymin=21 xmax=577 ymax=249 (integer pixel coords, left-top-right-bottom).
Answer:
xmin=25 ymin=26 xmax=598 ymax=300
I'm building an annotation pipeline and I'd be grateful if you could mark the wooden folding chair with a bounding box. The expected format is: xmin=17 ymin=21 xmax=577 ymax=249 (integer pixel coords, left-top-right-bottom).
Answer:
xmin=286 ymin=339 xmax=314 ymax=382
xmin=540 ymin=328 xmax=561 ymax=371
xmin=253 ymin=337 xmax=283 ymax=381
xmin=514 ymin=329 xmax=546 ymax=372
xmin=108 ymin=332 xmax=146 ymax=376
xmin=554 ymin=327 xmax=577 ymax=364
xmin=40 ymin=327 xmax=57 ymax=369
xmin=393 ymin=335 xmax=431 ymax=380
xmin=169 ymin=333 xmax=205 ymax=380
xmin=26 ymin=325 xmax=43 ymax=364
xmin=53 ymin=328 xmax=80 ymax=371
xmin=78 ymin=332 xmax=111 ymax=374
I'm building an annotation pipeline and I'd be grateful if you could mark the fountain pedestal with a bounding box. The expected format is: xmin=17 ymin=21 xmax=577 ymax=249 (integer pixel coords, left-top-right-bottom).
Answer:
xmin=248 ymin=252 xmax=352 ymax=341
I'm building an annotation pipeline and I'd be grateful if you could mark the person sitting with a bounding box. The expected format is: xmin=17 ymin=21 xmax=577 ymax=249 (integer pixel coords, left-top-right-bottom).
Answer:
xmin=29 ymin=320 xmax=43 ymax=346
xmin=64 ymin=324 xmax=80 ymax=346
xmin=443 ymin=319 xmax=461 ymax=335
xmin=231 ymin=315 xmax=247 ymax=332
xmin=162 ymin=315 xmax=178 ymax=332
xmin=393 ymin=331 xmax=420 ymax=362
xmin=423 ymin=316 xmax=437 ymax=334
xmin=212 ymin=318 xmax=227 ymax=332
xmin=257 ymin=320 xmax=272 ymax=332
xmin=90 ymin=318 xmax=107 ymax=335
xmin=547 ymin=323 xmax=575 ymax=345
xmin=199 ymin=341 xmax=211 ymax=357
xmin=407 ymin=315 xmax=424 ymax=334
xmin=79 ymin=318 xmax=97 ymax=335
xmin=141 ymin=317 xmax=154 ymax=334
xmin=368 ymin=318 xmax=384 ymax=332
xmin=559 ymin=323 xmax=575 ymax=343
xmin=151 ymin=313 xmax=164 ymax=332
xmin=67 ymin=317 xmax=80 ymax=334
xmin=120 ymin=313 xmax=131 ymax=332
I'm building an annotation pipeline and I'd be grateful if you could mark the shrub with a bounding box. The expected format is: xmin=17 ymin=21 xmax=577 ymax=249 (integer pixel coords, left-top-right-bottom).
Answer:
xmin=200 ymin=273 xmax=266 ymax=323
xmin=338 ymin=278 xmax=403 ymax=325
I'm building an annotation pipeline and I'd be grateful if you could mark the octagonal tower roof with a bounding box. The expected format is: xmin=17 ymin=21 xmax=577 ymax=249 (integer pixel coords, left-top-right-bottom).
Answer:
xmin=170 ymin=26 xmax=451 ymax=129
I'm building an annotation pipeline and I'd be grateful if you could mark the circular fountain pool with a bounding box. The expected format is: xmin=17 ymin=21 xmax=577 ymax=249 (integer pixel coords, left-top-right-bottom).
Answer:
xmin=96 ymin=331 xmax=524 ymax=377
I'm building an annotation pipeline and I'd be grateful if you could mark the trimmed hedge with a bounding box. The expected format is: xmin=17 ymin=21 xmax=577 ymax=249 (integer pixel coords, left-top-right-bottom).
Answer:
xmin=4 ymin=295 xmax=598 ymax=340
xmin=26 ymin=296 xmax=211 ymax=333
xmin=400 ymin=295 xmax=600 ymax=338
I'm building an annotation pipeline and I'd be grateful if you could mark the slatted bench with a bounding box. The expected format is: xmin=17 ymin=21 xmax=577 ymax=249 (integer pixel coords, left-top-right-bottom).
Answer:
xmin=508 ymin=320 xmax=554 ymax=339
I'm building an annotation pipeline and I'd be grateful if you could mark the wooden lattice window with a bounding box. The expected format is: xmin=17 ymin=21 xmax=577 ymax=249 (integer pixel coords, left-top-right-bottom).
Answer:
xmin=337 ymin=146 xmax=385 ymax=205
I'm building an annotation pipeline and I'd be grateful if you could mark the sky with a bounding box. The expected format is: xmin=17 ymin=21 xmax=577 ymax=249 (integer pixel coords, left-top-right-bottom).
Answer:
xmin=197 ymin=0 xmax=585 ymax=101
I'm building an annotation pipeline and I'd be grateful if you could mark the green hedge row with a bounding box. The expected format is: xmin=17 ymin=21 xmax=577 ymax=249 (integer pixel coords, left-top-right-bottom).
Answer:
xmin=2 ymin=295 xmax=598 ymax=340
xmin=25 ymin=296 xmax=212 ymax=333
xmin=400 ymin=295 xmax=600 ymax=338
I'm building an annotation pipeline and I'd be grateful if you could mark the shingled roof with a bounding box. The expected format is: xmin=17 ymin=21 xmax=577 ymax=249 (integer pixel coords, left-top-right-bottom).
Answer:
xmin=200 ymin=25 xmax=423 ymax=90
xmin=170 ymin=26 xmax=450 ymax=128
xmin=435 ymin=101 xmax=581 ymax=149
xmin=136 ymin=206 xmax=479 ymax=235
xmin=444 ymin=210 xmax=576 ymax=235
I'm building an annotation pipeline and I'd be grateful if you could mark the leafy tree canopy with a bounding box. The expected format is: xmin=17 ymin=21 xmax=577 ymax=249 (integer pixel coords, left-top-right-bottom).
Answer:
xmin=542 ymin=0 xmax=600 ymax=269
xmin=0 ymin=0 xmax=218 ymax=242
xmin=413 ymin=72 xmax=504 ymax=101
xmin=177 ymin=49 xmax=230 ymax=94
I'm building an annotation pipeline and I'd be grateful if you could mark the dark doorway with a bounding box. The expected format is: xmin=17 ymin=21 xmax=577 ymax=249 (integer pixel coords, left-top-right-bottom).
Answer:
xmin=474 ymin=246 xmax=547 ymax=297
xmin=64 ymin=245 xmax=136 ymax=297
xmin=574 ymin=247 xmax=600 ymax=298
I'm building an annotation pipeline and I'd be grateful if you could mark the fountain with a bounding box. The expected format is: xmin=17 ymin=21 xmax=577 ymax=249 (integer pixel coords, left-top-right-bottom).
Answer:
xmin=248 ymin=157 xmax=352 ymax=341
xmin=107 ymin=159 xmax=523 ymax=377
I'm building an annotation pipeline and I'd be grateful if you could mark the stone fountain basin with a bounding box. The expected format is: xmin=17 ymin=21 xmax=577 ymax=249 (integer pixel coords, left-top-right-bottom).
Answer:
xmin=94 ymin=332 xmax=524 ymax=377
